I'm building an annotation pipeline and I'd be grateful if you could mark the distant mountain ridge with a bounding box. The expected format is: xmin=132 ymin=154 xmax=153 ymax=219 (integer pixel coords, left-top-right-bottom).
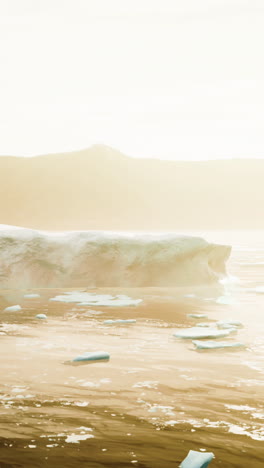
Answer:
xmin=0 ymin=145 xmax=263 ymax=230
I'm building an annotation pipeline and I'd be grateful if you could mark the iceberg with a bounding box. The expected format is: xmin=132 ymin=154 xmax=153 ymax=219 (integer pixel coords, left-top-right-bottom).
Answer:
xmin=0 ymin=227 xmax=231 ymax=288
xmin=192 ymin=340 xmax=245 ymax=350
xmin=35 ymin=314 xmax=47 ymax=319
xmin=65 ymin=351 xmax=110 ymax=366
xmin=173 ymin=327 xmax=235 ymax=340
xmin=180 ymin=450 xmax=214 ymax=468
xmin=103 ymin=319 xmax=136 ymax=325
xmin=4 ymin=305 xmax=22 ymax=312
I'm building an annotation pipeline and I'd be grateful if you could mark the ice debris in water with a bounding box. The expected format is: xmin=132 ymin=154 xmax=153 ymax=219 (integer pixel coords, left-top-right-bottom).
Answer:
xmin=35 ymin=314 xmax=47 ymax=320
xmin=192 ymin=340 xmax=245 ymax=350
xmin=4 ymin=305 xmax=22 ymax=312
xmin=103 ymin=319 xmax=136 ymax=325
xmin=24 ymin=294 xmax=40 ymax=298
xmin=216 ymin=320 xmax=243 ymax=329
xmin=65 ymin=351 xmax=110 ymax=366
xmin=173 ymin=327 xmax=235 ymax=340
xmin=180 ymin=450 xmax=214 ymax=468
xmin=188 ymin=314 xmax=208 ymax=319
xmin=50 ymin=291 xmax=142 ymax=307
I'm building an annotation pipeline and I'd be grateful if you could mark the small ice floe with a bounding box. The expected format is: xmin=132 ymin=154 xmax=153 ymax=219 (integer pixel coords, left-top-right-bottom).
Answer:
xmin=103 ymin=319 xmax=136 ymax=325
xmin=192 ymin=340 xmax=245 ymax=350
xmin=35 ymin=314 xmax=47 ymax=320
xmin=24 ymin=294 xmax=40 ymax=298
xmin=188 ymin=314 xmax=208 ymax=319
xmin=215 ymin=296 xmax=236 ymax=305
xmin=65 ymin=433 xmax=94 ymax=443
xmin=64 ymin=351 xmax=110 ymax=366
xmin=216 ymin=320 xmax=243 ymax=329
xmin=50 ymin=291 xmax=142 ymax=307
xmin=173 ymin=327 xmax=235 ymax=340
xmin=3 ymin=305 xmax=22 ymax=312
xmin=196 ymin=323 xmax=211 ymax=327
xmin=180 ymin=450 xmax=214 ymax=468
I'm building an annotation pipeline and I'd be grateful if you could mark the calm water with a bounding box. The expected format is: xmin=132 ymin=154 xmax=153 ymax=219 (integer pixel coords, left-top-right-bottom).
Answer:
xmin=0 ymin=231 xmax=263 ymax=467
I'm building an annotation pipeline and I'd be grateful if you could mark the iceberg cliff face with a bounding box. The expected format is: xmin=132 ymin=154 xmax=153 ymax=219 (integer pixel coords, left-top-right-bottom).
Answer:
xmin=0 ymin=226 xmax=231 ymax=289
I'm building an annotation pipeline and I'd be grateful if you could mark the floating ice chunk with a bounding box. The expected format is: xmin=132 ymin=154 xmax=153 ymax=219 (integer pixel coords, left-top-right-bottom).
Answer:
xmin=4 ymin=305 xmax=22 ymax=312
xmin=216 ymin=320 xmax=243 ymax=329
xmin=216 ymin=296 xmax=236 ymax=305
xmin=65 ymin=433 xmax=94 ymax=443
xmin=65 ymin=351 xmax=110 ymax=366
xmin=35 ymin=314 xmax=47 ymax=320
xmin=192 ymin=340 xmax=245 ymax=350
xmin=180 ymin=450 xmax=214 ymax=468
xmin=188 ymin=314 xmax=208 ymax=319
xmin=103 ymin=319 xmax=136 ymax=325
xmin=173 ymin=327 xmax=235 ymax=340
xmin=24 ymin=294 xmax=40 ymax=298
xmin=50 ymin=291 xmax=142 ymax=307
xmin=196 ymin=323 xmax=211 ymax=327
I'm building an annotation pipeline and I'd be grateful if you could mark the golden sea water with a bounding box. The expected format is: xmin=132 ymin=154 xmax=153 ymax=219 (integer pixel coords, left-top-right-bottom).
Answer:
xmin=0 ymin=231 xmax=263 ymax=467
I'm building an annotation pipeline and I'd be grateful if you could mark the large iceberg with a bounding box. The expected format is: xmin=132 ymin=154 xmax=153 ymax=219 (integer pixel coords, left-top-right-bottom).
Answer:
xmin=0 ymin=226 xmax=231 ymax=288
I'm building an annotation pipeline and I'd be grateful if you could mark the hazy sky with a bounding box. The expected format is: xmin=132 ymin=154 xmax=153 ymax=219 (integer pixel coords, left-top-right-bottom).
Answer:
xmin=1 ymin=0 xmax=264 ymax=160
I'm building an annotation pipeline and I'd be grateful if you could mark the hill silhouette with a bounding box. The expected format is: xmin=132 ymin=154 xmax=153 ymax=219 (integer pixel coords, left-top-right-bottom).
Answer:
xmin=0 ymin=145 xmax=263 ymax=230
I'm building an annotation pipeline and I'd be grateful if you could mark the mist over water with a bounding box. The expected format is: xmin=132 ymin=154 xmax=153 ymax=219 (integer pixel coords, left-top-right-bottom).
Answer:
xmin=0 ymin=230 xmax=264 ymax=467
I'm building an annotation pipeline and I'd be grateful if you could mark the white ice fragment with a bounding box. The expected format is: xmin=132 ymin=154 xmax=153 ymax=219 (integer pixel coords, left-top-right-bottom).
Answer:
xmin=180 ymin=449 xmax=214 ymax=468
xmin=216 ymin=296 xmax=236 ymax=305
xmin=192 ymin=340 xmax=245 ymax=350
xmin=65 ymin=351 xmax=110 ymax=366
xmin=188 ymin=314 xmax=208 ymax=319
xmin=216 ymin=320 xmax=243 ymax=329
xmin=173 ymin=327 xmax=235 ymax=340
xmin=35 ymin=314 xmax=47 ymax=320
xmin=65 ymin=433 xmax=94 ymax=443
xmin=24 ymin=294 xmax=40 ymax=298
xmin=4 ymin=305 xmax=22 ymax=312
xmin=196 ymin=323 xmax=211 ymax=327
xmin=103 ymin=319 xmax=136 ymax=325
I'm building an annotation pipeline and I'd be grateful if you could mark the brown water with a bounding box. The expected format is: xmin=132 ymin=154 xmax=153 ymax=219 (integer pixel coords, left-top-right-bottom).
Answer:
xmin=0 ymin=231 xmax=264 ymax=467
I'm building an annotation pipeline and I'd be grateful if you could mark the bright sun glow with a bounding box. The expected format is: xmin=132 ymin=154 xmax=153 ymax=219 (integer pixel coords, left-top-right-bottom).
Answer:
xmin=0 ymin=0 xmax=264 ymax=160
